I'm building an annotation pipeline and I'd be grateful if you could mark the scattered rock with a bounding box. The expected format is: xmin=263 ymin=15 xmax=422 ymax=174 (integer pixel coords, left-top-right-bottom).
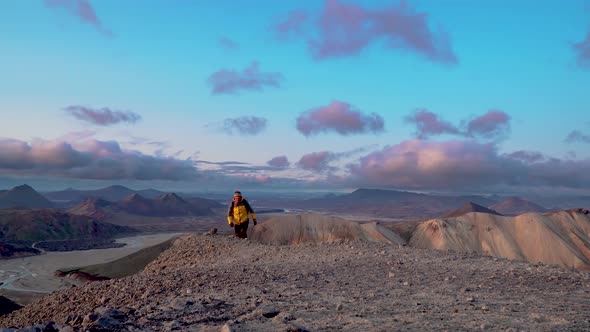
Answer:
xmin=286 ymin=322 xmax=310 ymax=332
xmin=258 ymin=305 xmax=280 ymax=318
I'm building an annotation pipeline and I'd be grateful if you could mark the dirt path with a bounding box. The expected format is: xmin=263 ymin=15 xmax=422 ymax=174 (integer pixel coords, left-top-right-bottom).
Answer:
xmin=2 ymin=234 xmax=590 ymax=331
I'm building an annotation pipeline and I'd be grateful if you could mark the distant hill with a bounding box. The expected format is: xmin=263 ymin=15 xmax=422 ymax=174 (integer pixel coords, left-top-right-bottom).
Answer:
xmin=0 ymin=184 xmax=53 ymax=209
xmin=0 ymin=209 xmax=134 ymax=242
xmin=408 ymin=209 xmax=590 ymax=270
xmin=284 ymin=188 xmax=498 ymax=220
xmin=44 ymin=185 xmax=167 ymax=205
xmin=440 ymin=202 xmax=503 ymax=218
xmin=68 ymin=193 xmax=216 ymax=219
xmin=489 ymin=197 xmax=546 ymax=215
xmin=0 ymin=242 xmax=41 ymax=259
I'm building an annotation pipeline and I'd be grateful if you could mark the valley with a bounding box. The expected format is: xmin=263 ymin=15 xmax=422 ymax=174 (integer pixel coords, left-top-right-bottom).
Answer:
xmin=0 ymin=232 xmax=182 ymax=305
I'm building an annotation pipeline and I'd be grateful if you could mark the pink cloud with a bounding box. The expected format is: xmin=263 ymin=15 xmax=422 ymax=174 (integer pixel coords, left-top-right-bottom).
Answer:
xmin=348 ymin=139 xmax=590 ymax=190
xmin=267 ymin=155 xmax=290 ymax=168
xmin=208 ymin=62 xmax=283 ymax=94
xmin=296 ymin=100 xmax=384 ymax=136
xmin=466 ymin=110 xmax=510 ymax=138
xmin=404 ymin=109 xmax=510 ymax=140
xmin=574 ymin=30 xmax=590 ymax=67
xmin=222 ymin=116 xmax=268 ymax=136
xmin=405 ymin=109 xmax=460 ymax=138
xmin=0 ymin=138 xmax=196 ymax=181
xmin=274 ymin=10 xmax=308 ymax=40
xmin=44 ymin=0 xmax=112 ymax=37
xmin=65 ymin=105 xmax=141 ymax=126
xmin=297 ymin=151 xmax=335 ymax=171
xmin=274 ymin=0 xmax=457 ymax=63
xmin=219 ymin=37 xmax=239 ymax=51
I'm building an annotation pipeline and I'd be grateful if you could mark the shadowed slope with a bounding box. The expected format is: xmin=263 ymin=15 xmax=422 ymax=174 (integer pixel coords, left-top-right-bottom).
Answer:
xmin=409 ymin=209 xmax=590 ymax=269
xmin=250 ymin=214 xmax=405 ymax=245
xmin=440 ymin=201 xmax=502 ymax=218
xmin=57 ymin=237 xmax=178 ymax=280
xmin=490 ymin=197 xmax=547 ymax=215
xmin=0 ymin=185 xmax=53 ymax=209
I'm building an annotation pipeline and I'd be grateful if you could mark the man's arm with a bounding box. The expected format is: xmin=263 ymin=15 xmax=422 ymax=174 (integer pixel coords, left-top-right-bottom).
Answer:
xmin=227 ymin=202 xmax=235 ymax=226
xmin=244 ymin=200 xmax=257 ymax=225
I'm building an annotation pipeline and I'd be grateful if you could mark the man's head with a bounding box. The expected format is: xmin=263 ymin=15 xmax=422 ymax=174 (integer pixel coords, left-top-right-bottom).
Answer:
xmin=233 ymin=190 xmax=242 ymax=203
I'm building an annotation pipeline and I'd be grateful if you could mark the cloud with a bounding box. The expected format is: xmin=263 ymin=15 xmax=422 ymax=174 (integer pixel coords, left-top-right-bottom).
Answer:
xmin=44 ymin=0 xmax=112 ymax=36
xmin=267 ymin=155 xmax=290 ymax=168
xmin=219 ymin=37 xmax=239 ymax=51
xmin=208 ymin=62 xmax=283 ymax=94
xmin=297 ymin=151 xmax=336 ymax=172
xmin=296 ymin=100 xmax=384 ymax=136
xmin=274 ymin=0 xmax=457 ymax=63
xmin=565 ymin=130 xmax=590 ymax=143
xmin=222 ymin=116 xmax=268 ymax=136
xmin=506 ymin=150 xmax=546 ymax=163
xmin=230 ymin=174 xmax=272 ymax=184
xmin=465 ymin=110 xmax=510 ymax=139
xmin=573 ymin=29 xmax=590 ymax=67
xmin=405 ymin=109 xmax=510 ymax=140
xmin=193 ymin=160 xmax=250 ymax=166
xmin=405 ymin=109 xmax=460 ymax=138
xmin=65 ymin=106 xmax=141 ymax=126
xmin=348 ymin=139 xmax=590 ymax=190
xmin=0 ymin=137 xmax=197 ymax=181
xmin=273 ymin=10 xmax=308 ymax=40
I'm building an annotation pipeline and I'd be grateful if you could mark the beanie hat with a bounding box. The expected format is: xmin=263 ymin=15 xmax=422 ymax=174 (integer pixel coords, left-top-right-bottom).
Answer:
xmin=233 ymin=190 xmax=242 ymax=197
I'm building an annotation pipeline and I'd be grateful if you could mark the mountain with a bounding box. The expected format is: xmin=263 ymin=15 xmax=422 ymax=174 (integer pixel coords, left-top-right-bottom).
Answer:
xmin=66 ymin=198 xmax=114 ymax=220
xmin=0 ymin=184 xmax=53 ymax=209
xmin=489 ymin=197 xmax=547 ymax=215
xmin=408 ymin=209 xmax=590 ymax=270
xmin=285 ymin=188 xmax=498 ymax=219
xmin=440 ymin=202 xmax=503 ymax=218
xmin=0 ymin=209 xmax=134 ymax=242
xmin=44 ymin=185 xmax=167 ymax=206
xmin=68 ymin=193 xmax=215 ymax=219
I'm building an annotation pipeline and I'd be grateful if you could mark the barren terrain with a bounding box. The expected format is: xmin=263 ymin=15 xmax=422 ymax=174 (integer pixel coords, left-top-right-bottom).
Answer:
xmin=2 ymin=231 xmax=590 ymax=331
xmin=0 ymin=233 xmax=181 ymax=305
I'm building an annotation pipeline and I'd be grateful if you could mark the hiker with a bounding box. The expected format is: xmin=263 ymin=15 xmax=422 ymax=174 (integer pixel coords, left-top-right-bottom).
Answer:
xmin=227 ymin=190 xmax=257 ymax=239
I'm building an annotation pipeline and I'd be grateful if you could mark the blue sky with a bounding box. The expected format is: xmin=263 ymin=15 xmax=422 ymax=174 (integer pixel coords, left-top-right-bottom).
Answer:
xmin=1 ymin=0 xmax=590 ymax=194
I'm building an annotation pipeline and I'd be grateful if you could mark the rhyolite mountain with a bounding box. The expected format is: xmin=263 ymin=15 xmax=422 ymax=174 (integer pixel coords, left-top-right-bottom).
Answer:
xmin=0 ymin=184 xmax=53 ymax=209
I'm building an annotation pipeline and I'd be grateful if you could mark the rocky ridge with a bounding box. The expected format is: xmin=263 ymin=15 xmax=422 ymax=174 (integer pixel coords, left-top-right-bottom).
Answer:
xmin=2 ymin=233 xmax=590 ymax=331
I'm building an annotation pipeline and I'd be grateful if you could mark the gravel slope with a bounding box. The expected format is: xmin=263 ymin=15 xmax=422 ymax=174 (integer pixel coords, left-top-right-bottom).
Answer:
xmin=1 ymin=233 xmax=590 ymax=331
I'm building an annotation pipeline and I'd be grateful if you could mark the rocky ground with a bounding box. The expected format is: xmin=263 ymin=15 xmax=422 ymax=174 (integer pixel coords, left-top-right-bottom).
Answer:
xmin=2 ymin=233 xmax=590 ymax=331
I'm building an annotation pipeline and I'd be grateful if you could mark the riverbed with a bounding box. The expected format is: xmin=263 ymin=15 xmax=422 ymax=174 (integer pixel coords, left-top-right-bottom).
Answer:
xmin=0 ymin=232 xmax=183 ymax=305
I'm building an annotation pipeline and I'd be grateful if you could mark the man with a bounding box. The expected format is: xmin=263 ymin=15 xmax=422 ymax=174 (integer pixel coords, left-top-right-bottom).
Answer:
xmin=227 ymin=190 xmax=257 ymax=239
